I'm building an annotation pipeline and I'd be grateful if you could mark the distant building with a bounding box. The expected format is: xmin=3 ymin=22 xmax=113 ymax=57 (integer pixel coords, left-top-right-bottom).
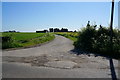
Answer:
xmin=4 ymin=30 xmax=17 ymax=33
xmin=9 ymin=30 xmax=16 ymax=32
xmin=69 ymin=31 xmax=73 ymax=32
xmin=37 ymin=28 xmax=72 ymax=33
xmin=10 ymin=30 xmax=16 ymax=32
xmin=36 ymin=30 xmax=48 ymax=33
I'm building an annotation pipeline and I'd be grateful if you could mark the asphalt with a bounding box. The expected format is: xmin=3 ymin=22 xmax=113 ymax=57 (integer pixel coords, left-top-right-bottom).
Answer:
xmin=2 ymin=35 xmax=119 ymax=78
xmin=2 ymin=35 xmax=74 ymax=57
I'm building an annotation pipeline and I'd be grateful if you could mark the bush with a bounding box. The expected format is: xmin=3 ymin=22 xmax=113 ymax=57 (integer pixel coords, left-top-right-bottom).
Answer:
xmin=2 ymin=35 xmax=22 ymax=49
xmin=2 ymin=36 xmax=13 ymax=49
xmin=74 ymin=22 xmax=120 ymax=59
xmin=74 ymin=25 xmax=96 ymax=52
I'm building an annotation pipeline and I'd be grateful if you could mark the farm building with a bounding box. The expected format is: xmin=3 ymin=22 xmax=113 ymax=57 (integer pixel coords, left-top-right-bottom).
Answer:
xmin=36 ymin=30 xmax=48 ymax=33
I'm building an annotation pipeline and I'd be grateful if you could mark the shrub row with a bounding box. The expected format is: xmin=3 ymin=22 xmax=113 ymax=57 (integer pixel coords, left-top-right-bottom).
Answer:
xmin=74 ymin=24 xmax=120 ymax=59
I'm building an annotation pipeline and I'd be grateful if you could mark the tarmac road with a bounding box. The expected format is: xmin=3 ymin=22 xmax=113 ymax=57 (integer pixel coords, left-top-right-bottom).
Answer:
xmin=2 ymin=35 xmax=74 ymax=57
xmin=2 ymin=35 xmax=119 ymax=78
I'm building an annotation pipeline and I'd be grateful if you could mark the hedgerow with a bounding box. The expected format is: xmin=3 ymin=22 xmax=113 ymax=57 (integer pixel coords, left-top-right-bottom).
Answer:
xmin=74 ymin=22 xmax=120 ymax=59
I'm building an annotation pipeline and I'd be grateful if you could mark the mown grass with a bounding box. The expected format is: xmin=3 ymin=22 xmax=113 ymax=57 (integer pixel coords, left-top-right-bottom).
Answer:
xmin=2 ymin=32 xmax=55 ymax=49
xmin=55 ymin=32 xmax=78 ymax=41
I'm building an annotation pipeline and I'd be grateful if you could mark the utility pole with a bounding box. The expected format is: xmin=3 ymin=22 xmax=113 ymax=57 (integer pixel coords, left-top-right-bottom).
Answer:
xmin=109 ymin=0 xmax=117 ymax=80
xmin=110 ymin=0 xmax=114 ymax=54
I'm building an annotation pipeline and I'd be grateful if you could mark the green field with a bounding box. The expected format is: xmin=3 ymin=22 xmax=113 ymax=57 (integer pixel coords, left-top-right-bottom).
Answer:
xmin=2 ymin=32 xmax=45 ymax=41
xmin=2 ymin=32 xmax=78 ymax=49
xmin=2 ymin=32 xmax=55 ymax=49
xmin=55 ymin=32 xmax=78 ymax=41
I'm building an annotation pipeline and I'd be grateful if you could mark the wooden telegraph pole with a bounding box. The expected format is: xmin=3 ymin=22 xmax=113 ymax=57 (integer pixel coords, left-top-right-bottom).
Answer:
xmin=109 ymin=1 xmax=117 ymax=80
xmin=110 ymin=0 xmax=114 ymax=53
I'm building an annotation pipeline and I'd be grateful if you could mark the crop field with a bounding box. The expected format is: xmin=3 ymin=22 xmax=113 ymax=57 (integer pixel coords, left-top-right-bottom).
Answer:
xmin=55 ymin=32 xmax=79 ymax=41
xmin=2 ymin=32 xmax=55 ymax=49
xmin=2 ymin=32 xmax=45 ymax=41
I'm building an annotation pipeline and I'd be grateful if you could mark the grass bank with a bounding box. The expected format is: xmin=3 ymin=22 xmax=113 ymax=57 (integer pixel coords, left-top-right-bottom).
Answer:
xmin=55 ymin=32 xmax=78 ymax=41
xmin=2 ymin=32 xmax=55 ymax=49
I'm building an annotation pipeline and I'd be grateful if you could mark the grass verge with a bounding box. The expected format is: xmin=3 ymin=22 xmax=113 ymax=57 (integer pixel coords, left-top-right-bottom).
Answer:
xmin=55 ymin=32 xmax=78 ymax=41
xmin=2 ymin=32 xmax=55 ymax=49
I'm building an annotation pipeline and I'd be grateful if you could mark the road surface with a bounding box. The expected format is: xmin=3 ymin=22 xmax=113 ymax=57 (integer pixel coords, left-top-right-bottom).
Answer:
xmin=2 ymin=35 xmax=119 ymax=78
